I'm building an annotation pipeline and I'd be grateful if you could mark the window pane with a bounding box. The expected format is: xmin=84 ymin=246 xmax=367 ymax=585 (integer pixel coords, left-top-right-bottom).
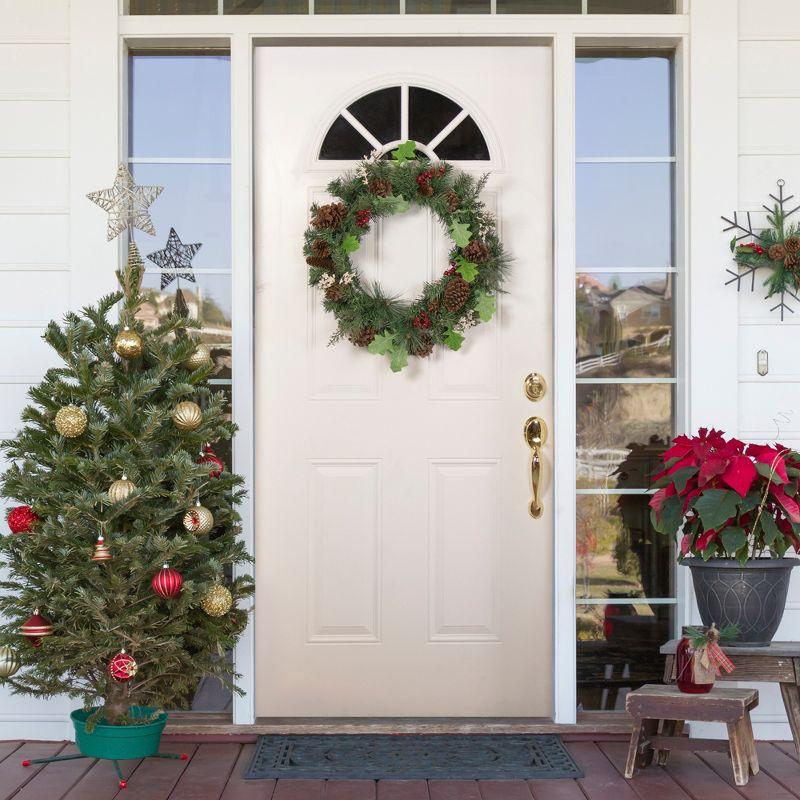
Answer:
xmin=576 ymin=272 xmax=673 ymax=378
xmin=348 ymin=88 xmax=401 ymax=145
xmin=576 ymin=382 xmax=672 ymax=489
xmin=319 ymin=116 xmax=374 ymax=160
xmin=409 ymin=87 xmax=462 ymax=146
xmin=577 ymin=603 xmax=672 ymax=711
xmin=577 ymin=57 xmax=672 ymax=158
xmin=131 ymin=164 xmax=231 ymax=268
xmin=130 ymin=0 xmax=218 ymax=11
xmin=130 ymin=55 xmax=230 ymax=158
xmin=406 ymin=0 xmax=489 ymax=11
xmin=589 ymin=0 xmax=674 ymax=11
xmin=577 ymin=494 xmax=673 ymax=600
xmin=497 ymin=0 xmax=580 ymax=11
xmin=225 ymin=0 xmax=308 ymax=11
xmin=577 ymin=163 xmax=673 ymax=269
xmin=137 ymin=272 xmax=232 ymax=378
xmin=315 ymin=0 xmax=399 ymax=12
xmin=434 ymin=116 xmax=490 ymax=161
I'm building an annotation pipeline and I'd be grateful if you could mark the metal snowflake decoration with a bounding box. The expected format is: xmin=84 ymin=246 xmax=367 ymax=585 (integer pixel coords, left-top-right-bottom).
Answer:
xmin=146 ymin=228 xmax=202 ymax=290
xmin=722 ymin=179 xmax=800 ymax=320
xmin=86 ymin=163 xmax=163 ymax=241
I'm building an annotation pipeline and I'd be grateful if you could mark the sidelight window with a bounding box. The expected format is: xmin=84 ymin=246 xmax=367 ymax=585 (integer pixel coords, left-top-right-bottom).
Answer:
xmin=574 ymin=53 xmax=677 ymax=712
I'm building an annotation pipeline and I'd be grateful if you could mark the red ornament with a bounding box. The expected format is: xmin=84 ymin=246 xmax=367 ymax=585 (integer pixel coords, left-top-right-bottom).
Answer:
xmin=151 ymin=563 xmax=183 ymax=599
xmin=413 ymin=311 xmax=431 ymax=330
xmin=356 ymin=209 xmax=371 ymax=228
xmin=21 ymin=609 xmax=53 ymax=647
xmin=8 ymin=505 xmax=39 ymax=534
xmin=198 ymin=445 xmax=224 ymax=478
xmin=108 ymin=649 xmax=138 ymax=682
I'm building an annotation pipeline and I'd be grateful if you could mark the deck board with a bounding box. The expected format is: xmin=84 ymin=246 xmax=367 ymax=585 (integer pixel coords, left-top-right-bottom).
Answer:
xmin=2 ymin=738 xmax=800 ymax=800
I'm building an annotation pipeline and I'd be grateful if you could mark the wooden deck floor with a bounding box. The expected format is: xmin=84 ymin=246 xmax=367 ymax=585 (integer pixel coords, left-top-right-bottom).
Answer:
xmin=2 ymin=736 xmax=800 ymax=800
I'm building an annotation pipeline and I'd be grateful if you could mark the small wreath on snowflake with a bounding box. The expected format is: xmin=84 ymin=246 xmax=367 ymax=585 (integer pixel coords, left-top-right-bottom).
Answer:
xmin=303 ymin=140 xmax=508 ymax=372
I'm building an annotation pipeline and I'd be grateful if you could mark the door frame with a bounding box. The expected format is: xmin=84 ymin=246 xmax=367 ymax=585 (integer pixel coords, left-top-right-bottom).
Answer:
xmin=61 ymin=0 xmax=739 ymax=728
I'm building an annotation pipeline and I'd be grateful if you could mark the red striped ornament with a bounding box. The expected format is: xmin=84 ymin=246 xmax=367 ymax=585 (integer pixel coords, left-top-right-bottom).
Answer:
xmin=151 ymin=563 xmax=183 ymax=599
xmin=21 ymin=609 xmax=53 ymax=647
xmin=197 ymin=444 xmax=224 ymax=478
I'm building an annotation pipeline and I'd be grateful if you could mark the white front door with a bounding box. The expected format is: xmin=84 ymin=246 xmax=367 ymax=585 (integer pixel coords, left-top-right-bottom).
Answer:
xmin=254 ymin=45 xmax=553 ymax=717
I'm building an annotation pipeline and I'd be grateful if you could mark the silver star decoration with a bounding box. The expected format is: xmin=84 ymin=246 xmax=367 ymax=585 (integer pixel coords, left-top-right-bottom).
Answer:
xmin=87 ymin=163 xmax=163 ymax=241
xmin=146 ymin=228 xmax=202 ymax=290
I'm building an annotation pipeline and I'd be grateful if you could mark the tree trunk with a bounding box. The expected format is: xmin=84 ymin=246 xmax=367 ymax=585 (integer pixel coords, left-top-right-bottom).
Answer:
xmin=103 ymin=681 xmax=130 ymax=724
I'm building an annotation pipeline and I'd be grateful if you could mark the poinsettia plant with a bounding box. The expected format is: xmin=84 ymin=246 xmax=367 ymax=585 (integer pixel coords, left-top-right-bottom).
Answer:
xmin=649 ymin=429 xmax=800 ymax=563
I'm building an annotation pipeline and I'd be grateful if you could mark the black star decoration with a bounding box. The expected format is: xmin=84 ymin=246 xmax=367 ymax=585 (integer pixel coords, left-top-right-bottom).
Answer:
xmin=146 ymin=228 xmax=202 ymax=290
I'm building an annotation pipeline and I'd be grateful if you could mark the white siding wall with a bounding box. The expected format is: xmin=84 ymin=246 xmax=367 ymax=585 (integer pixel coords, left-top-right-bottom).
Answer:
xmin=736 ymin=0 xmax=800 ymax=739
xmin=0 ymin=0 xmax=74 ymax=740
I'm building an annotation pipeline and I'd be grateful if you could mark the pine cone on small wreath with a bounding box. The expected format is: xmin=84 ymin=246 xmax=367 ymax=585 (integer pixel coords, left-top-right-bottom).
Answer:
xmin=769 ymin=243 xmax=787 ymax=262
xmin=411 ymin=334 xmax=434 ymax=359
xmin=444 ymin=275 xmax=471 ymax=313
xmin=311 ymin=238 xmax=331 ymax=258
xmin=786 ymin=251 xmax=799 ymax=269
xmin=786 ymin=236 xmax=800 ymax=255
xmin=369 ymin=178 xmax=392 ymax=198
xmin=350 ymin=327 xmax=376 ymax=347
xmin=418 ymin=182 xmax=434 ymax=198
xmin=463 ymin=240 xmax=492 ymax=263
xmin=313 ymin=202 xmax=348 ymax=230
xmin=445 ymin=191 xmax=460 ymax=213
xmin=427 ymin=298 xmax=441 ymax=314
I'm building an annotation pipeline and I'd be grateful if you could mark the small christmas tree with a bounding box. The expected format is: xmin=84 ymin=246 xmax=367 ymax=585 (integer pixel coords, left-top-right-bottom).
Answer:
xmin=0 ymin=164 xmax=253 ymax=726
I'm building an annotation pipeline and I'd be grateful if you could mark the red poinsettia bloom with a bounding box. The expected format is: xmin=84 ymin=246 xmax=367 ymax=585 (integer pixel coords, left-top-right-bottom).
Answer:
xmin=650 ymin=429 xmax=800 ymax=562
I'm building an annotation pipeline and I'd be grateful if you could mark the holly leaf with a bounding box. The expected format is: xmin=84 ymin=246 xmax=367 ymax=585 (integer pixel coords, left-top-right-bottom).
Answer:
xmin=367 ymin=331 xmax=396 ymax=356
xmin=474 ymin=291 xmax=496 ymax=323
xmin=389 ymin=345 xmax=409 ymax=373
xmin=449 ymin=220 xmax=472 ymax=248
xmin=384 ymin=193 xmax=410 ymax=214
xmin=692 ymin=489 xmax=741 ymax=531
xmin=444 ymin=328 xmax=465 ymax=351
xmin=392 ymin=140 xmax=417 ymax=163
xmin=721 ymin=527 xmax=747 ymax=555
xmin=342 ymin=234 xmax=360 ymax=254
xmin=455 ymin=256 xmax=478 ymax=283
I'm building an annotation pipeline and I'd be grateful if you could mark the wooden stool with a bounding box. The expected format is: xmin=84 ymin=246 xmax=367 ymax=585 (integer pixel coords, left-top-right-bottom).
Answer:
xmin=625 ymin=684 xmax=759 ymax=786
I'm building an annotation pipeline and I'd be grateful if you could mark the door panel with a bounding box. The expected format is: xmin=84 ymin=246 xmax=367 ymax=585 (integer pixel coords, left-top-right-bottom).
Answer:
xmin=254 ymin=45 xmax=553 ymax=716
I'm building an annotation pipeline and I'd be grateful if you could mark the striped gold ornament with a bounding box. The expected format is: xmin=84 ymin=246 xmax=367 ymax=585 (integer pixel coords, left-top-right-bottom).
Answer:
xmin=172 ymin=401 xmax=202 ymax=432
xmin=0 ymin=645 xmax=20 ymax=679
xmin=183 ymin=503 xmax=214 ymax=536
xmin=108 ymin=475 xmax=136 ymax=504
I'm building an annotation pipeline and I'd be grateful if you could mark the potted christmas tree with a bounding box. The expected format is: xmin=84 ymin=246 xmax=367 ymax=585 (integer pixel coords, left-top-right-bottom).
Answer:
xmin=0 ymin=165 xmax=253 ymax=786
xmin=650 ymin=428 xmax=800 ymax=646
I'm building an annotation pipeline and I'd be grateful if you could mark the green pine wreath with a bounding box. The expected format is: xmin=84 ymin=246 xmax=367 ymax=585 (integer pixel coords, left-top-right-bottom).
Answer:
xmin=303 ymin=140 xmax=510 ymax=372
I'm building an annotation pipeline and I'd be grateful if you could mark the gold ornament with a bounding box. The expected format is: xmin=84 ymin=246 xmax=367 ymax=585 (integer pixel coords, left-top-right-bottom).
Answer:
xmin=201 ymin=584 xmax=233 ymax=617
xmin=183 ymin=503 xmax=214 ymax=536
xmin=0 ymin=645 xmax=20 ymax=679
xmin=91 ymin=534 xmax=112 ymax=562
xmin=172 ymin=401 xmax=202 ymax=432
xmin=114 ymin=326 xmax=143 ymax=359
xmin=55 ymin=405 xmax=87 ymax=438
xmin=108 ymin=475 xmax=136 ymax=504
xmin=185 ymin=344 xmax=212 ymax=372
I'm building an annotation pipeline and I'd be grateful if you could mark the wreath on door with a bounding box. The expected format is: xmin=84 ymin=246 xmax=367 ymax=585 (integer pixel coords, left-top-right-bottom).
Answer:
xmin=303 ymin=141 xmax=509 ymax=372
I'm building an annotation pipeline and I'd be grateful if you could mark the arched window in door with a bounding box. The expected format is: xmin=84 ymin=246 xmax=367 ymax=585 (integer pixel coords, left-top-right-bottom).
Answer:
xmin=319 ymin=85 xmax=491 ymax=161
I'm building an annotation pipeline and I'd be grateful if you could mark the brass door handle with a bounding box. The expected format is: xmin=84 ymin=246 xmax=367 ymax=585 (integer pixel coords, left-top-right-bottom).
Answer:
xmin=524 ymin=417 xmax=547 ymax=519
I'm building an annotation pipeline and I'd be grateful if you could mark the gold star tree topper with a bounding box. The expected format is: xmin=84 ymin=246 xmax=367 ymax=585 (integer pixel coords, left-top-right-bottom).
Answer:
xmin=87 ymin=163 xmax=163 ymax=241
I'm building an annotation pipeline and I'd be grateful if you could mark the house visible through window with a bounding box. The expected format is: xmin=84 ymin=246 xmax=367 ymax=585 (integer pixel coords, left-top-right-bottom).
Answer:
xmin=575 ymin=53 xmax=676 ymax=712
xmin=129 ymin=52 xmax=233 ymax=713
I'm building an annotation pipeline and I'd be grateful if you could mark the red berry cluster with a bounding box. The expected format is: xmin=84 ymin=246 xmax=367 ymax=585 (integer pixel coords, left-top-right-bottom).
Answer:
xmin=413 ymin=311 xmax=431 ymax=329
xmin=356 ymin=209 xmax=371 ymax=228
xmin=416 ymin=165 xmax=446 ymax=189
xmin=444 ymin=265 xmax=457 ymax=277
xmin=738 ymin=241 xmax=765 ymax=255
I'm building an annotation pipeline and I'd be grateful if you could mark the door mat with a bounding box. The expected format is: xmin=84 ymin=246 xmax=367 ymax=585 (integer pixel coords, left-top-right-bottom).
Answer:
xmin=244 ymin=734 xmax=584 ymax=780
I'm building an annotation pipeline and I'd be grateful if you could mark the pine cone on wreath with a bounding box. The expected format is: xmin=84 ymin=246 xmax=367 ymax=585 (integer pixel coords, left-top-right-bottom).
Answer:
xmin=445 ymin=191 xmax=460 ymax=213
xmin=350 ymin=327 xmax=376 ymax=347
xmin=463 ymin=240 xmax=492 ymax=263
xmin=313 ymin=202 xmax=347 ymax=230
xmin=444 ymin=275 xmax=471 ymax=313
xmin=325 ymin=284 xmax=344 ymax=302
xmin=306 ymin=255 xmax=335 ymax=269
xmin=311 ymin=238 xmax=331 ymax=258
xmin=418 ymin=183 xmax=434 ymax=198
xmin=369 ymin=178 xmax=392 ymax=198
xmin=786 ymin=236 xmax=800 ymax=255
xmin=769 ymin=243 xmax=787 ymax=262
xmin=427 ymin=298 xmax=441 ymax=314
xmin=411 ymin=334 xmax=434 ymax=359
xmin=785 ymin=251 xmax=798 ymax=269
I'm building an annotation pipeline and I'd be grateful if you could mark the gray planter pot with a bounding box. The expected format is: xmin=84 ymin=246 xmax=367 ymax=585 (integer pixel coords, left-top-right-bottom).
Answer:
xmin=686 ymin=557 xmax=799 ymax=646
